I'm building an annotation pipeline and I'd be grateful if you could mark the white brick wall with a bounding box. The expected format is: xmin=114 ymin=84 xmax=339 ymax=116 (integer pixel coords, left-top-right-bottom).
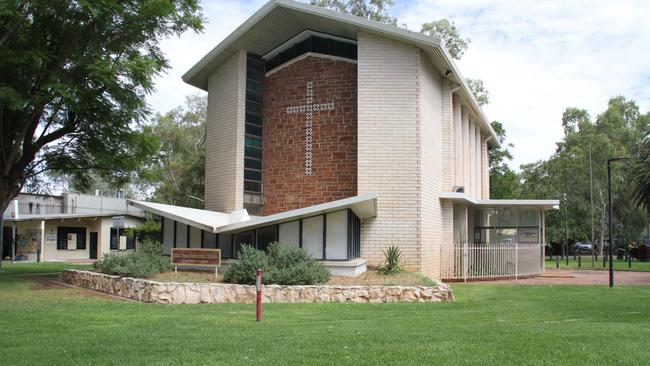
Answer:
xmin=482 ymin=134 xmax=490 ymax=199
xmin=357 ymin=33 xmax=421 ymax=271
xmin=204 ymin=50 xmax=247 ymax=213
xmin=419 ymin=52 xmax=444 ymax=277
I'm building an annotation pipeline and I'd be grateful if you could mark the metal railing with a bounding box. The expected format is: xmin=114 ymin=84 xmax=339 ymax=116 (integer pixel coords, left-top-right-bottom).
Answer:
xmin=441 ymin=242 xmax=544 ymax=281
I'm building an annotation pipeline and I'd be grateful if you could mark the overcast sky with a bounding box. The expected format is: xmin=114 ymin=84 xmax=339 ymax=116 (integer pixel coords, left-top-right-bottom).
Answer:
xmin=147 ymin=0 xmax=650 ymax=169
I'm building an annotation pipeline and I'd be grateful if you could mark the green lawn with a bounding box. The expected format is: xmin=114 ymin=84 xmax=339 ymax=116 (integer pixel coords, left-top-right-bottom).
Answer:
xmin=545 ymin=257 xmax=650 ymax=272
xmin=1 ymin=264 xmax=649 ymax=365
xmin=0 ymin=261 xmax=92 ymax=274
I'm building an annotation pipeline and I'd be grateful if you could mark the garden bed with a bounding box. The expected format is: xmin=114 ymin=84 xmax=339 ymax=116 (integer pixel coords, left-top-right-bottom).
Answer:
xmin=60 ymin=269 xmax=454 ymax=304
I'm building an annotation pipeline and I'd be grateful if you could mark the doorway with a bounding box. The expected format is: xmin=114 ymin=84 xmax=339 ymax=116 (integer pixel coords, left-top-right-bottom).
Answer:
xmin=89 ymin=232 xmax=98 ymax=260
xmin=2 ymin=226 xmax=11 ymax=260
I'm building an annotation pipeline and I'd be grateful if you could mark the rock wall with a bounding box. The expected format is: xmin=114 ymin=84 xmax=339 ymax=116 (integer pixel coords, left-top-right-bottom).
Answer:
xmin=60 ymin=270 xmax=454 ymax=304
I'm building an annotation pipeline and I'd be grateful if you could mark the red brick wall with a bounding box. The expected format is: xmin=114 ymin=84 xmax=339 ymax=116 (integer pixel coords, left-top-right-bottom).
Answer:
xmin=262 ymin=55 xmax=357 ymax=215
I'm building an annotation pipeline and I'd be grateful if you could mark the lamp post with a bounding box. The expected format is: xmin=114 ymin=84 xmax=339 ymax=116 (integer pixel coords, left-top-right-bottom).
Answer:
xmin=564 ymin=193 xmax=569 ymax=266
xmin=608 ymin=157 xmax=631 ymax=288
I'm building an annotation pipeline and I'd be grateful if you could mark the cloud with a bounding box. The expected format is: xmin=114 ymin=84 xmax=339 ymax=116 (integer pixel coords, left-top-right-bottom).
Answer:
xmin=147 ymin=0 xmax=650 ymax=169
xmin=396 ymin=0 xmax=650 ymax=168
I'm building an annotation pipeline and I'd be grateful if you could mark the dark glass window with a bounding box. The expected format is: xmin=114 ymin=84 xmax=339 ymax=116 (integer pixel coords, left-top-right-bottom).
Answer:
xmin=233 ymin=231 xmax=255 ymax=257
xmin=266 ymin=35 xmax=357 ymax=72
xmin=246 ymin=80 xmax=263 ymax=104
xmin=256 ymin=226 xmax=277 ymax=252
xmin=244 ymin=169 xmax=262 ymax=181
xmin=245 ymin=136 xmax=262 ymax=148
xmin=110 ymin=228 xmax=136 ymax=250
xmin=245 ymin=158 xmax=262 ymax=170
xmin=245 ymin=146 xmax=262 ymax=160
xmin=57 ymin=227 xmax=86 ymax=250
xmin=245 ymin=124 xmax=262 ymax=137
xmin=246 ymin=113 xmax=263 ymax=126
xmin=244 ymin=180 xmax=262 ymax=193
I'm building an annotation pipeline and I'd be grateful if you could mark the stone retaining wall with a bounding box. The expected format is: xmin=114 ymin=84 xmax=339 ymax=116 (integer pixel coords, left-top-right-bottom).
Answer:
xmin=60 ymin=270 xmax=454 ymax=304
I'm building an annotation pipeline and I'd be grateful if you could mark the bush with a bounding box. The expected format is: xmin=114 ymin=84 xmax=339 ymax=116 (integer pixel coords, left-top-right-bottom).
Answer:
xmin=378 ymin=245 xmax=405 ymax=275
xmin=93 ymin=239 xmax=169 ymax=278
xmin=224 ymin=243 xmax=330 ymax=285
xmin=223 ymin=244 xmax=269 ymax=284
xmin=266 ymin=243 xmax=331 ymax=285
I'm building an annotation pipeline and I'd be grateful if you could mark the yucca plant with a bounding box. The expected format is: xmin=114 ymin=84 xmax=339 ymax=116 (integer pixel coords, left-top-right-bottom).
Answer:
xmin=378 ymin=245 xmax=405 ymax=275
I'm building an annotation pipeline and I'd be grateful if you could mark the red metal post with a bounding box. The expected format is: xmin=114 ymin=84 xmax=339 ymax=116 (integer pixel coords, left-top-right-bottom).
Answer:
xmin=256 ymin=269 xmax=262 ymax=322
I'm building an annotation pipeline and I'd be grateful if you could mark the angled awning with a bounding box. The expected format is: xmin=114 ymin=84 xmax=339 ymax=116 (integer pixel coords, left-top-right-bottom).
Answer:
xmin=129 ymin=193 xmax=378 ymax=234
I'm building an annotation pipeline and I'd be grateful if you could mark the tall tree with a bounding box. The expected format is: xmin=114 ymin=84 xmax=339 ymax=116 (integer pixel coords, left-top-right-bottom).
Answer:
xmin=420 ymin=19 xmax=470 ymax=60
xmin=0 ymin=0 xmax=203 ymax=215
xmin=520 ymin=97 xmax=650 ymax=248
xmin=0 ymin=1 xmax=203 ymax=271
xmin=489 ymin=121 xmax=520 ymax=199
xmin=140 ymin=95 xmax=206 ymax=208
xmin=310 ymin=0 xmax=397 ymax=25
xmin=630 ymin=136 xmax=650 ymax=212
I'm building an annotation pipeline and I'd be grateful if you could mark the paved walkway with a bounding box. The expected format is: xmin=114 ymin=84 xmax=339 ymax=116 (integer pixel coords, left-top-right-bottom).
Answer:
xmin=479 ymin=269 xmax=650 ymax=285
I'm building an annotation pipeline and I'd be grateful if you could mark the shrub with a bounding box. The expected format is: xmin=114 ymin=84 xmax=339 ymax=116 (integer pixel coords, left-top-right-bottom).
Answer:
xmin=266 ymin=242 xmax=330 ymax=285
xmin=93 ymin=239 xmax=169 ymax=278
xmin=223 ymin=243 xmax=330 ymax=285
xmin=138 ymin=238 xmax=164 ymax=256
xmin=223 ymin=244 xmax=269 ymax=284
xmin=378 ymin=245 xmax=405 ymax=275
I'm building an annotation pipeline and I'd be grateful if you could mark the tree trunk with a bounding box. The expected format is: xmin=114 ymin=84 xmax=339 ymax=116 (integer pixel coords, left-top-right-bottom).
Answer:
xmin=0 ymin=185 xmax=21 ymax=271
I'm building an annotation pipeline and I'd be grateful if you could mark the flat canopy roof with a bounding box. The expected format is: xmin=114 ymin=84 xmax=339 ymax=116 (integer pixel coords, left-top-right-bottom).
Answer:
xmin=130 ymin=193 xmax=378 ymax=234
xmin=182 ymin=0 xmax=499 ymax=148
xmin=439 ymin=192 xmax=560 ymax=211
xmin=5 ymin=211 xmax=144 ymax=222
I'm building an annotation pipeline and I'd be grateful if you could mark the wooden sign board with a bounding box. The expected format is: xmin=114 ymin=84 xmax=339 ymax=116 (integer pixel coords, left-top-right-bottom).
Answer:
xmin=171 ymin=248 xmax=221 ymax=276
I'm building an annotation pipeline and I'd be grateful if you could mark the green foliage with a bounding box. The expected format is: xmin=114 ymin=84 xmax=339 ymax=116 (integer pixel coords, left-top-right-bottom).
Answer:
xmin=136 ymin=219 xmax=161 ymax=234
xmin=310 ymin=0 xmax=397 ymax=25
xmin=489 ymin=121 xmax=521 ymax=199
xmin=223 ymin=244 xmax=269 ymax=285
xmin=630 ymin=135 xmax=650 ymax=211
xmin=139 ymin=95 xmax=206 ymax=207
xmin=520 ymin=97 xmax=650 ymax=247
xmin=137 ymin=238 xmax=165 ymax=256
xmin=0 ymin=0 xmax=203 ymax=212
xmin=224 ymin=243 xmax=330 ymax=285
xmin=378 ymin=245 xmax=405 ymax=275
xmin=93 ymin=239 xmax=169 ymax=278
xmin=467 ymin=78 xmax=490 ymax=106
xmin=265 ymin=243 xmax=331 ymax=285
xmin=421 ymin=19 xmax=470 ymax=60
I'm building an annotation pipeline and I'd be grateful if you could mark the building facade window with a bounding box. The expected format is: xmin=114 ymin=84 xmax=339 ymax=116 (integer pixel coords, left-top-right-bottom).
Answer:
xmin=56 ymin=227 xmax=86 ymax=250
xmin=265 ymin=34 xmax=357 ymax=72
xmin=244 ymin=54 xmax=265 ymax=196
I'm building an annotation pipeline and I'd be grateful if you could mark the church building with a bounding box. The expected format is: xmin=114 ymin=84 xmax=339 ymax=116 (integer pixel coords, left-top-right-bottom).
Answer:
xmin=132 ymin=0 xmax=558 ymax=279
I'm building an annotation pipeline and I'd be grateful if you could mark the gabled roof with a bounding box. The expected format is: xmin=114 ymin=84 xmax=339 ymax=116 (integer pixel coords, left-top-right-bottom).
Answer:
xmin=182 ymin=0 xmax=499 ymax=147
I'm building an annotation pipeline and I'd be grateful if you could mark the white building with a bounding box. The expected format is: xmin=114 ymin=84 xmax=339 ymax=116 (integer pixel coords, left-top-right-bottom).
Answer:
xmin=2 ymin=193 xmax=144 ymax=262
xmin=133 ymin=0 xmax=558 ymax=279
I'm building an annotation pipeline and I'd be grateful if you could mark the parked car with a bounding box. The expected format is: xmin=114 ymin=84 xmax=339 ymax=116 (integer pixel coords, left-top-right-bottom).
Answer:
xmin=573 ymin=241 xmax=593 ymax=253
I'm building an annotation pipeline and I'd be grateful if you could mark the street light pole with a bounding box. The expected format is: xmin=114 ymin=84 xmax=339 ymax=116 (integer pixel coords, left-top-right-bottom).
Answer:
xmin=608 ymin=157 xmax=631 ymax=288
xmin=564 ymin=193 xmax=569 ymax=266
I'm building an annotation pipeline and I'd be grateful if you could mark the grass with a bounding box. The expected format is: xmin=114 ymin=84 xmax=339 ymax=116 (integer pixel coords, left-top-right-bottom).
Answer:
xmin=0 ymin=261 xmax=92 ymax=274
xmin=545 ymin=257 xmax=650 ymax=272
xmin=1 ymin=263 xmax=649 ymax=365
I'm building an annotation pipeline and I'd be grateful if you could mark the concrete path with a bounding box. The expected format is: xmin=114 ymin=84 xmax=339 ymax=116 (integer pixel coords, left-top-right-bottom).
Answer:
xmin=479 ymin=269 xmax=650 ymax=285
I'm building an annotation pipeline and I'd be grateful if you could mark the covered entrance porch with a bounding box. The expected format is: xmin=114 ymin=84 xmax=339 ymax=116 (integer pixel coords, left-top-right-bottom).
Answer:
xmin=441 ymin=193 xmax=559 ymax=281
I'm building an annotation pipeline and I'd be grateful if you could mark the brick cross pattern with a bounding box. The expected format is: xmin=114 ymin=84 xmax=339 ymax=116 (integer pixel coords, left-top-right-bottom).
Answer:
xmin=286 ymin=81 xmax=335 ymax=175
